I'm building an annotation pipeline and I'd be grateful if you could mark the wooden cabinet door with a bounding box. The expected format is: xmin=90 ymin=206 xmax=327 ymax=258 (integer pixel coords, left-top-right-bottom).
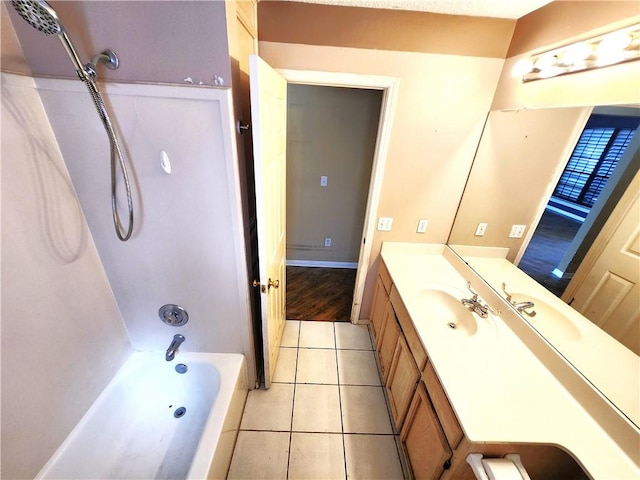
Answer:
xmin=401 ymin=382 xmax=452 ymax=480
xmin=378 ymin=302 xmax=400 ymax=382
xmin=370 ymin=275 xmax=389 ymax=347
xmin=386 ymin=334 xmax=419 ymax=430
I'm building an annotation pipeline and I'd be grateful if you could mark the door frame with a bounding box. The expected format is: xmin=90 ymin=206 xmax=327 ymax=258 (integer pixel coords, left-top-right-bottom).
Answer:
xmin=277 ymin=68 xmax=399 ymax=323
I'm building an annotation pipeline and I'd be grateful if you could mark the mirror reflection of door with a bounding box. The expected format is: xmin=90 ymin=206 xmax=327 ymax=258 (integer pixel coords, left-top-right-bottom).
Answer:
xmin=518 ymin=107 xmax=640 ymax=299
xmin=285 ymin=84 xmax=383 ymax=323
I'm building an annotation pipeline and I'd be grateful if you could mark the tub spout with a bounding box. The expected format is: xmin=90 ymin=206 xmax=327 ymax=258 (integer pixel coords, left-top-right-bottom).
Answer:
xmin=166 ymin=334 xmax=185 ymax=361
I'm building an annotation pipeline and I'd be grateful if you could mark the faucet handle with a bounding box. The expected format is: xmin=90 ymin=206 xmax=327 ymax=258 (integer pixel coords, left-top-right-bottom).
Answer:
xmin=501 ymin=282 xmax=514 ymax=303
xmin=466 ymin=281 xmax=479 ymax=300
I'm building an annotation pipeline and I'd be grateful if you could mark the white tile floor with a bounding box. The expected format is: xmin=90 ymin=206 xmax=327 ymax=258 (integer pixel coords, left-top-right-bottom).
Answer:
xmin=228 ymin=320 xmax=406 ymax=479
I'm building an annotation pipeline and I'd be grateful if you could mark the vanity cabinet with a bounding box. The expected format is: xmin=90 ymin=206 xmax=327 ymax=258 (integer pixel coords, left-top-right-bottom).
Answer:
xmin=372 ymin=257 xmax=589 ymax=480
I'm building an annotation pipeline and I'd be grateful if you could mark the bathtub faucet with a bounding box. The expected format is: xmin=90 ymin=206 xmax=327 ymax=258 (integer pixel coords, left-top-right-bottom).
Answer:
xmin=166 ymin=334 xmax=185 ymax=361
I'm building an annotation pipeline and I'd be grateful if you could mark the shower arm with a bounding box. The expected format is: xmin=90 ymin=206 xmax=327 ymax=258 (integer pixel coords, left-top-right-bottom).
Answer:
xmin=57 ymin=32 xmax=119 ymax=82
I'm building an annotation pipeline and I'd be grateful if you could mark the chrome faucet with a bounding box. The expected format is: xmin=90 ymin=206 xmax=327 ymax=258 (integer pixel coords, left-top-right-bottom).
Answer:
xmin=461 ymin=282 xmax=497 ymax=318
xmin=514 ymin=301 xmax=537 ymax=317
xmin=502 ymin=283 xmax=536 ymax=317
xmin=166 ymin=334 xmax=185 ymax=361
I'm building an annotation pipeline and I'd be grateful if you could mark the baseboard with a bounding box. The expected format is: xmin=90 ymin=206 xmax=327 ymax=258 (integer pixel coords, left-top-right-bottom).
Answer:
xmin=286 ymin=260 xmax=358 ymax=269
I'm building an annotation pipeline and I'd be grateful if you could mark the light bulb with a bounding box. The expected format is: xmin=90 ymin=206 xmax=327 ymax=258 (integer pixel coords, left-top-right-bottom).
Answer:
xmin=560 ymin=42 xmax=592 ymax=67
xmin=533 ymin=53 xmax=558 ymax=71
xmin=512 ymin=58 xmax=534 ymax=77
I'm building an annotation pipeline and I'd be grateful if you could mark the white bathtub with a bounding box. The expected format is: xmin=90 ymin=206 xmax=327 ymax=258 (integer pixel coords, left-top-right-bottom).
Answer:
xmin=37 ymin=352 xmax=248 ymax=479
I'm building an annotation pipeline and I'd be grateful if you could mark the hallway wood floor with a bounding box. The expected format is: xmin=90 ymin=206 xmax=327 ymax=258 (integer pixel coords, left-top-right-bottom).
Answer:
xmin=286 ymin=267 xmax=357 ymax=321
xmin=519 ymin=210 xmax=582 ymax=297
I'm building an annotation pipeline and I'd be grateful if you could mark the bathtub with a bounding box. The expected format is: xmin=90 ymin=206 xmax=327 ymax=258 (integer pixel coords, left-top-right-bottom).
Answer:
xmin=37 ymin=352 xmax=248 ymax=479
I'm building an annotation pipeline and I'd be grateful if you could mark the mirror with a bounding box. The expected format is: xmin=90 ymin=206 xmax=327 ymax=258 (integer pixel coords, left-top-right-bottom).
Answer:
xmin=448 ymin=106 xmax=640 ymax=428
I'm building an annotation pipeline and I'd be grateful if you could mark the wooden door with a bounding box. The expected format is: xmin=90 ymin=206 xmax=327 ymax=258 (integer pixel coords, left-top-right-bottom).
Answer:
xmin=249 ymin=55 xmax=287 ymax=387
xmin=569 ymin=174 xmax=640 ymax=354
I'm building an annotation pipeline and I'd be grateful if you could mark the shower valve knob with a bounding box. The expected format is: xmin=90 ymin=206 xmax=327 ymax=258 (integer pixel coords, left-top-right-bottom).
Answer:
xmin=159 ymin=304 xmax=189 ymax=327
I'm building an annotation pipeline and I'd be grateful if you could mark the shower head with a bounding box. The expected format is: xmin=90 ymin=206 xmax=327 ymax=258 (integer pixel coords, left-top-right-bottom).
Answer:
xmin=11 ymin=0 xmax=64 ymax=35
xmin=10 ymin=0 xmax=119 ymax=80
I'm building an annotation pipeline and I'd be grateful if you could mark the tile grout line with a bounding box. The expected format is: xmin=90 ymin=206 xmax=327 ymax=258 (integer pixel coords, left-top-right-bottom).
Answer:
xmin=285 ymin=321 xmax=301 ymax=480
xmin=333 ymin=323 xmax=349 ymax=480
xmin=369 ymin=324 xmax=408 ymax=478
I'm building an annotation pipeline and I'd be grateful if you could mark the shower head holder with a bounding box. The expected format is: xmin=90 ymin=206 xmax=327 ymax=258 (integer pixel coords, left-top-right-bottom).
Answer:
xmin=83 ymin=49 xmax=119 ymax=80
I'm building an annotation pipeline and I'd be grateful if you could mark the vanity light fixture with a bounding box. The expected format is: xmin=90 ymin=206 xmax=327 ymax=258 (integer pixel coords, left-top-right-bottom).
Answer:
xmin=514 ymin=23 xmax=640 ymax=82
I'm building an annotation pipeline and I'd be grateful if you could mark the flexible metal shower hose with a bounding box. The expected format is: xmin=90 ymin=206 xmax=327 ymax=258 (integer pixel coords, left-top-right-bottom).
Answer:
xmin=82 ymin=78 xmax=134 ymax=241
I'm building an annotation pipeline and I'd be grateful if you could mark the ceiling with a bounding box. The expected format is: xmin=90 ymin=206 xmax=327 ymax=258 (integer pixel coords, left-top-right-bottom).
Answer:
xmin=279 ymin=0 xmax=554 ymax=19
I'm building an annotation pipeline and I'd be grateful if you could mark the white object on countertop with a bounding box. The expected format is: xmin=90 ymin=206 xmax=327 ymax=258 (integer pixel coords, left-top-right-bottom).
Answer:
xmin=466 ymin=453 xmax=531 ymax=480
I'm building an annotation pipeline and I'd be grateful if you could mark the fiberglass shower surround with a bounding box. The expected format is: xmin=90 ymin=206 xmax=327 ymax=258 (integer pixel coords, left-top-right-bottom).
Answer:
xmin=11 ymin=0 xmax=135 ymax=241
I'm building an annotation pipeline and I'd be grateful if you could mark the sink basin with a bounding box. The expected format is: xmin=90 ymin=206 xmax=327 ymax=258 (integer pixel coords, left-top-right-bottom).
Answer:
xmin=416 ymin=288 xmax=479 ymax=336
xmin=509 ymin=294 xmax=581 ymax=341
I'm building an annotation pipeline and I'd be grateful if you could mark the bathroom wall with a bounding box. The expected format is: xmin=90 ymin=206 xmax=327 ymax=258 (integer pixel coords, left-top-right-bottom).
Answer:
xmin=4 ymin=0 xmax=231 ymax=87
xmin=258 ymin=2 xmax=511 ymax=318
xmin=33 ymin=78 xmax=253 ymax=361
xmin=493 ymin=2 xmax=640 ymax=110
xmin=1 ymin=73 xmax=133 ymax=480
xmin=286 ymin=84 xmax=382 ymax=265
xmin=0 ymin=2 xmax=31 ymax=75
xmin=257 ymin=1 xmax=640 ymax=320
xmin=448 ymin=107 xmax=591 ymax=259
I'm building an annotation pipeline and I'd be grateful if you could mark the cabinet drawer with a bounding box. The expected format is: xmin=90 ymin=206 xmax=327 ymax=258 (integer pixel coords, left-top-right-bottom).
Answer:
xmin=423 ymin=361 xmax=463 ymax=449
xmin=389 ymin=286 xmax=427 ymax=370
xmin=378 ymin=259 xmax=393 ymax=294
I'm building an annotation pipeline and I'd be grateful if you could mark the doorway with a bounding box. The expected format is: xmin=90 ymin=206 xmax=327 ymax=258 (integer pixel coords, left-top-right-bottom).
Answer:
xmin=519 ymin=109 xmax=640 ymax=297
xmin=276 ymin=69 xmax=398 ymax=326
xmin=285 ymin=84 xmax=383 ymax=322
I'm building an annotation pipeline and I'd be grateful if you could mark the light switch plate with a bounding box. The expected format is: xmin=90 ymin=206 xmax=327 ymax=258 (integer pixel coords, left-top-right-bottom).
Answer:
xmin=475 ymin=223 xmax=488 ymax=236
xmin=324 ymin=237 xmax=332 ymax=247
xmin=320 ymin=175 xmax=328 ymax=187
xmin=417 ymin=219 xmax=428 ymax=233
xmin=377 ymin=217 xmax=393 ymax=231
xmin=509 ymin=224 xmax=526 ymax=238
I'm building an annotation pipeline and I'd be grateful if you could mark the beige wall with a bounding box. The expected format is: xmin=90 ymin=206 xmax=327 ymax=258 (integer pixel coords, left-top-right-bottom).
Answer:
xmin=1 ymin=73 xmax=132 ymax=479
xmin=257 ymin=1 xmax=512 ymax=317
xmin=287 ymin=84 xmax=381 ymax=264
xmin=257 ymin=0 xmax=640 ymax=320
xmin=260 ymin=42 xmax=505 ymax=318
xmin=448 ymin=107 xmax=591 ymax=261
xmin=493 ymin=4 xmax=640 ymax=110
xmin=258 ymin=1 xmax=515 ymax=58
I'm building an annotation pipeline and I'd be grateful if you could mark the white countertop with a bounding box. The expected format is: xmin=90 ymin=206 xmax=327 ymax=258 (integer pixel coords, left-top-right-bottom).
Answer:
xmin=457 ymin=251 xmax=640 ymax=429
xmin=380 ymin=242 xmax=640 ymax=480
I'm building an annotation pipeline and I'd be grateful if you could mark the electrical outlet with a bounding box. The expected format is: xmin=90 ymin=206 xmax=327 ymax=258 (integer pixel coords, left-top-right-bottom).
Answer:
xmin=509 ymin=224 xmax=527 ymax=238
xmin=475 ymin=222 xmax=488 ymax=236
xmin=320 ymin=175 xmax=328 ymax=187
xmin=377 ymin=217 xmax=393 ymax=231
xmin=324 ymin=237 xmax=332 ymax=247
xmin=417 ymin=219 xmax=428 ymax=233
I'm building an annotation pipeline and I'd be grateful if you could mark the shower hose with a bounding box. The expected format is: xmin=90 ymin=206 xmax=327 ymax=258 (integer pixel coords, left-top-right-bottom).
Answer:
xmin=82 ymin=77 xmax=134 ymax=241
